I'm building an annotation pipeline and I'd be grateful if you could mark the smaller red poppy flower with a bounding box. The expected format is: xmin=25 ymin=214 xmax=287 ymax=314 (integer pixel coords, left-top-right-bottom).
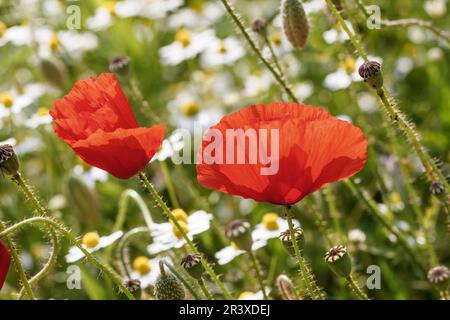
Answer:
xmin=196 ymin=103 xmax=367 ymax=205
xmin=50 ymin=73 xmax=165 ymax=179
xmin=0 ymin=240 xmax=11 ymax=290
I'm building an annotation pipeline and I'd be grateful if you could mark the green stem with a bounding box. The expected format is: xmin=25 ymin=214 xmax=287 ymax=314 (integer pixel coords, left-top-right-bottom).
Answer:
xmin=12 ymin=173 xmax=47 ymax=216
xmin=285 ymin=206 xmax=323 ymax=300
xmin=219 ymin=0 xmax=298 ymax=102
xmin=18 ymin=229 xmax=60 ymax=299
xmin=263 ymin=33 xmax=283 ymax=75
xmin=160 ymin=161 xmax=181 ymax=208
xmin=198 ymin=278 xmax=214 ymax=300
xmin=0 ymin=221 xmax=35 ymax=300
xmin=117 ymin=227 xmax=149 ymax=279
xmin=138 ymin=172 xmax=233 ymax=299
xmin=346 ymin=274 xmax=369 ymax=300
xmin=161 ymin=260 xmax=201 ymax=300
xmin=0 ymin=217 xmax=135 ymax=300
xmin=248 ymin=250 xmax=268 ymax=300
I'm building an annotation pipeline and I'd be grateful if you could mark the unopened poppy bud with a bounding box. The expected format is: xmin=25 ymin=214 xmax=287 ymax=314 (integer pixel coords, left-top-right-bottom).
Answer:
xmin=40 ymin=58 xmax=67 ymax=90
xmin=427 ymin=266 xmax=449 ymax=291
xmin=281 ymin=0 xmax=309 ymax=49
xmin=225 ymin=220 xmax=253 ymax=252
xmin=279 ymin=227 xmax=304 ymax=256
xmin=181 ymin=253 xmax=203 ymax=280
xmin=154 ymin=261 xmax=185 ymax=300
xmin=0 ymin=144 xmax=19 ymax=176
xmin=251 ymin=18 xmax=267 ymax=34
xmin=125 ymin=279 xmax=142 ymax=299
xmin=109 ymin=56 xmax=131 ymax=78
xmin=358 ymin=60 xmax=383 ymax=91
xmin=430 ymin=181 xmax=445 ymax=197
xmin=324 ymin=245 xmax=352 ymax=278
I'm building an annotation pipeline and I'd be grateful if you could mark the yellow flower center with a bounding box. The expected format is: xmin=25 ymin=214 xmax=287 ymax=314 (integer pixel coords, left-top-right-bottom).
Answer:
xmin=172 ymin=208 xmax=189 ymax=224
xmin=50 ymin=32 xmax=60 ymax=51
xmin=188 ymin=0 xmax=205 ymax=13
xmin=106 ymin=0 xmax=117 ymax=16
xmin=238 ymin=291 xmax=254 ymax=300
xmin=0 ymin=92 xmax=13 ymax=108
xmin=175 ymin=29 xmax=192 ymax=47
xmin=389 ymin=192 xmax=402 ymax=204
xmin=262 ymin=213 xmax=279 ymax=230
xmin=181 ymin=101 xmax=200 ymax=117
xmin=271 ymin=33 xmax=282 ymax=47
xmin=172 ymin=220 xmax=189 ymax=239
xmin=230 ymin=242 xmax=240 ymax=250
xmin=341 ymin=56 xmax=356 ymax=74
xmin=218 ymin=41 xmax=228 ymax=54
xmin=0 ymin=21 xmax=6 ymax=38
xmin=133 ymin=256 xmax=151 ymax=275
xmin=82 ymin=232 xmax=100 ymax=248
xmin=37 ymin=107 xmax=49 ymax=117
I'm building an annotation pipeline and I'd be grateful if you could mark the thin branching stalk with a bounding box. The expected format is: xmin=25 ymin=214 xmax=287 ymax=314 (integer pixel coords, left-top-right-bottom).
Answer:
xmin=138 ymin=172 xmax=234 ymax=299
xmin=113 ymin=189 xmax=155 ymax=233
xmin=0 ymin=221 xmax=34 ymax=299
xmin=116 ymin=227 xmax=149 ymax=279
xmin=346 ymin=274 xmax=369 ymax=300
xmin=262 ymin=34 xmax=284 ymax=75
xmin=248 ymin=250 xmax=269 ymax=300
xmin=0 ymin=217 xmax=135 ymax=300
xmin=18 ymin=229 xmax=60 ymax=299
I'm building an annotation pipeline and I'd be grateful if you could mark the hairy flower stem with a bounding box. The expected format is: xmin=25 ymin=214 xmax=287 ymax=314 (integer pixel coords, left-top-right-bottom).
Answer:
xmin=18 ymin=228 xmax=59 ymax=299
xmin=248 ymin=250 xmax=268 ymax=300
xmin=346 ymin=274 xmax=369 ymax=300
xmin=198 ymin=278 xmax=214 ymax=300
xmin=285 ymin=206 xmax=323 ymax=300
xmin=325 ymin=0 xmax=450 ymax=199
xmin=0 ymin=221 xmax=34 ymax=299
xmin=12 ymin=173 xmax=47 ymax=216
xmin=138 ymin=172 xmax=233 ymax=299
xmin=0 ymin=217 xmax=135 ymax=300
xmin=117 ymin=227 xmax=149 ymax=279
xmin=263 ymin=34 xmax=283 ymax=76
xmin=160 ymin=161 xmax=181 ymax=209
xmin=219 ymin=0 xmax=298 ymax=102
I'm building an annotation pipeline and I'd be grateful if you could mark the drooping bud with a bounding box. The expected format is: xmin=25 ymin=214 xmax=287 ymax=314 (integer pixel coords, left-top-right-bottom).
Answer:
xmin=427 ymin=266 xmax=449 ymax=291
xmin=154 ymin=261 xmax=185 ymax=300
xmin=225 ymin=220 xmax=253 ymax=252
xmin=109 ymin=56 xmax=131 ymax=78
xmin=279 ymin=227 xmax=304 ymax=256
xmin=276 ymin=274 xmax=299 ymax=300
xmin=324 ymin=245 xmax=352 ymax=278
xmin=358 ymin=60 xmax=384 ymax=91
xmin=125 ymin=279 xmax=142 ymax=299
xmin=0 ymin=144 xmax=19 ymax=177
xmin=40 ymin=58 xmax=67 ymax=90
xmin=181 ymin=253 xmax=204 ymax=280
xmin=281 ymin=0 xmax=309 ymax=49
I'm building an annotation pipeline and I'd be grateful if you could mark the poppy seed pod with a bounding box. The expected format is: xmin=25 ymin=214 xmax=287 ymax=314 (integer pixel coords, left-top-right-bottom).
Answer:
xmin=225 ymin=220 xmax=253 ymax=252
xmin=109 ymin=56 xmax=131 ymax=78
xmin=358 ymin=60 xmax=384 ymax=91
xmin=0 ymin=144 xmax=19 ymax=176
xmin=125 ymin=279 xmax=142 ymax=300
xmin=279 ymin=227 xmax=304 ymax=256
xmin=281 ymin=0 xmax=309 ymax=49
xmin=324 ymin=245 xmax=352 ymax=278
xmin=181 ymin=253 xmax=204 ymax=280
xmin=430 ymin=181 xmax=445 ymax=198
xmin=251 ymin=18 xmax=267 ymax=34
xmin=427 ymin=266 xmax=449 ymax=291
xmin=154 ymin=262 xmax=185 ymax=300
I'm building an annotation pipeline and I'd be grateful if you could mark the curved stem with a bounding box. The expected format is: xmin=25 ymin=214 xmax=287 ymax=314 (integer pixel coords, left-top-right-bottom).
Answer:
xmin=219 ymin=0 xmax=298 ymax=102
xmin=18 ymin=228 xmax=60 ymax=299
xmin=198 ymin=278 xmax=214 ymax=300
xmin=285 ymin=206 xmax=323 ymax=300
xmin=117 ymin=227 xmax=149 ymax=279
xmin=346 ymin=274 xmax=369 ymax=300
xmin=161 ymin=260 xmax=201 ymax=300
xmin=0 ymin=217 xmax=135 ymax=300
xmin=138 ymin=172 xmax=233 ymax=299
xmin=113 ymin=189 xmax=155 ymax=233
xmin=248 ymin=250 xmax=268 ymax=300
xmin=0 ymin=221 xmax=34 ymax=300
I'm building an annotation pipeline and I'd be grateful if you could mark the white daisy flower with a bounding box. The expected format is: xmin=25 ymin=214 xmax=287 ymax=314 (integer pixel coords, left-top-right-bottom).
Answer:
xmin=424 ymin=0 xmax=447 ymax=17
xmin=200 ymin=36 xmax=245 ymax=68
xmin=147 ymin=210 xmax=213 ymax=254
xmin=322 ymin=21 xmax=355 ymax=44
xmin=243 ymin=71 xmax=273 ymax=98
xmin=129 ymin=256 xmax=168 ymax=288
xmin=151 ymin=130 xmax=185 ymax=162
xmin=24 ymin=107 xmax=52 ymax=129
xmin=215 ymin=238 xmax=267 ymax=266
xmin=159 ymin=29 xmax=215 ymax=66
xmin=252 ymin=213 xmax=299 ymax=243
xmin=348 ymin=229 xmax=366 ymax=243
xmin=0 ymin=84 xmax=46 ymax=120
xmin=168 ymin=2 xmax=224 ymax=29
xmin=65 ymin=231 xmax=123 ymax=263
xmin=73 ymin=164 xmax=109 ymax=188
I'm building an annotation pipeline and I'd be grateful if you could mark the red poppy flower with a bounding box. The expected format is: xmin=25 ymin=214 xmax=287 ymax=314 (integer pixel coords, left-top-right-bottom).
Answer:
xmin=0 ymin=240 xmax=10 ymax=290
xmin=196 ymin=103 xmax=367 ymax=205
xmin=50 ymin=73 xmax=165 ymax=179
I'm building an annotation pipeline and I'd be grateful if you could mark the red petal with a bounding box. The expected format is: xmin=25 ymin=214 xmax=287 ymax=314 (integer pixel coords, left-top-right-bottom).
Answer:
xmin=50 ymin=73 xmax=139 ymax=145
xmin=0 ymin=240 xmax=10 ymax=290
xmin=71 ymin=125 xmax=166 ymax=179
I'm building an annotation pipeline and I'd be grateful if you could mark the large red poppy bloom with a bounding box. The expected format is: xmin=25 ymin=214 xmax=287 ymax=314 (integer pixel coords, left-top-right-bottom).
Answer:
xmin=0 ymin=240 xmax=10 ymax=290
xmin=196 ymin=103 xmax=367 ymax=205
xmin=50 ymin=73 xmax=165 ymax=179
